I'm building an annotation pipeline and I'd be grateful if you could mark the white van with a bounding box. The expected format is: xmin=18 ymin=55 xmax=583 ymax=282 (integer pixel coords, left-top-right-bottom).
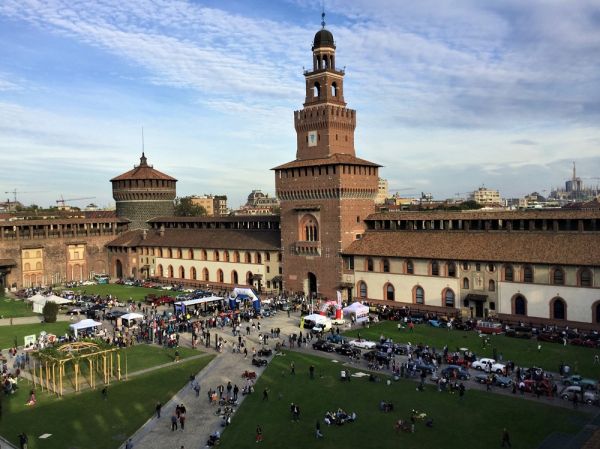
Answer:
xmin=300 ymin=314 xmax=332 ymax=332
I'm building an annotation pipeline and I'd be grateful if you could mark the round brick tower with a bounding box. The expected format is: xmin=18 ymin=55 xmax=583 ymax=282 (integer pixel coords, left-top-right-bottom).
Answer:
xmin=111 ymin=153 xmax=177 ymax=229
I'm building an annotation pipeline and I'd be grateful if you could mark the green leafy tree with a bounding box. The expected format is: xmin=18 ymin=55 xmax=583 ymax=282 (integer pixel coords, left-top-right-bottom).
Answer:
xmin=174 ymin=197 xmax=207 ymax=217
xmin=42 ymin=301 xmax=59 ymax=323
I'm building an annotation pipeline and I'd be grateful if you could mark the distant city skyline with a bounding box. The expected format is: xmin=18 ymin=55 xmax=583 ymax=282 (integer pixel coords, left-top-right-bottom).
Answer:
xmin=1 ymin=0 xmax=599 ymax=209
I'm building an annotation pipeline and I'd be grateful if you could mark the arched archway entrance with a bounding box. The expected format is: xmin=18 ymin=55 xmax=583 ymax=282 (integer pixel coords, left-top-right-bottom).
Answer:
xmin=308 ymin=272 xmax=317 ymax=298
xmin=593 ymin=301 xmax=600 ymax=324
xmin=115 ymin=259 xmax=123 ymax=278
xmin=246 ymin=271 xmax=253 ymax=286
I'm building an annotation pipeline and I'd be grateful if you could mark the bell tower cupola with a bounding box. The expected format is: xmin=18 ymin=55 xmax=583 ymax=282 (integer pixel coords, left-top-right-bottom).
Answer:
xmin=295 ymin=13 xmax=356 ymax=160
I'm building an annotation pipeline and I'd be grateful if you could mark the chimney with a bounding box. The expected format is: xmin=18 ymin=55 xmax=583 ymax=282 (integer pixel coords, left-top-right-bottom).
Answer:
xmin=142 ymin=229 xmax=147 ymax=240
xmin=159 ymin=225 xmax=165 ymax=237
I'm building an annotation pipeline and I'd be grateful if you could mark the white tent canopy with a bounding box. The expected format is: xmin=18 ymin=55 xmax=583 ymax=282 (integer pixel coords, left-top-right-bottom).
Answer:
xmin=69 ymin=319 xmax=102 ymax=337
xmin=175 ymin=296 xmax=223 ymax=307
xmin=120 ymin=312 xmax=144 ymax=321
xmin=343 ymin=302 xmax=369 ymax=323
xmin=31 ymin=294 xmax=72 ymax=314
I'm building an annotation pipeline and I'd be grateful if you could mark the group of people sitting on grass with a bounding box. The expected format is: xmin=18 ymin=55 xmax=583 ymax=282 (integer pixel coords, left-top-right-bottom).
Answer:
xmin=323 ymin=408 xmax=357 ymax=426
xmin=395 ymin=409 xmax=433 ymax=433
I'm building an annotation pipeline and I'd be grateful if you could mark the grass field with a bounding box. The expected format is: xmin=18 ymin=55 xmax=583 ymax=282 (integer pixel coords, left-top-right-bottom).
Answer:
xmin=61 ymin=284 xmax=179 ymax=302
xmin=121 ymin=344 xmax=200 ymax=373
xmin=218 ymin=351 xmax=589 ymax=449
xmin=0 ymin=297 xmax=36 ymax=318
xmin=0 ymin=355 xmax=213 ymax=449
xmin=343 ymin=322 xmax=600 ymax=378
xmin=0 ymin=322 xmax=70 ymax=350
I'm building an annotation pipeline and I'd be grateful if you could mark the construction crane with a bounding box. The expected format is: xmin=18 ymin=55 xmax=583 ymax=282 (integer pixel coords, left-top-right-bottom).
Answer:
xmin=56 ymin=196 xmax=96 ymax=208
xmin=389 ymin=187 xmax=415 ymax=196
xmin=3 ymin=189 xmax=41 ymax=211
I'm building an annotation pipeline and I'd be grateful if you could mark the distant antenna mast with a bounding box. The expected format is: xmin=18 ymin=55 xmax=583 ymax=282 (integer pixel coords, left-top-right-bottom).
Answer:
xmin=321 ymin=0 xmax=326 ymax=28
xmin=142 ymin=126 xmax=145 ymax=154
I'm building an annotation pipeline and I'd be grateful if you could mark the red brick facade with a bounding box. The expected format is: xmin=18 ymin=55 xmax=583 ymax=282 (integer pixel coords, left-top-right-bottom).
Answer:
xmin=274 ymin=27 xmax=380 ymax=300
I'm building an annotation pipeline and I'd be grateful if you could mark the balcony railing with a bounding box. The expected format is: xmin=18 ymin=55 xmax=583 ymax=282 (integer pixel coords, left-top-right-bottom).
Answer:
xmin=295 ymin=241 xmax=321 ymax=256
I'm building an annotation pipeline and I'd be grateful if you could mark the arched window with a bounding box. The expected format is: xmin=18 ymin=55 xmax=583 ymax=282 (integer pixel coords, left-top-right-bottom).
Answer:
xmin=523 ymin=265 xmax=533 ymax=283
xmin=462 ymin=262 xmax=470 ymax=270
xmin=413 ymin=286 xmax=424 ymax=304
xmin=168 ymin=265 xmax=174 ymax=278
xmin=366 ymin=257 xmax=374 ymax=272
xmin=24 ymin=263 xmax=31 ymax=271
xmin=578 ymin=268 xmax=592 ymax=287
xmin=231 ymin=270 xmax=239 ymax=284
xmin=313 ymin=82 xmax=321 ymax=98
xmin=504 ymin=265 xmax=514 ymax=282
xmin=191 ymin=267 xmax=197 ymax=280
xmin=382 ymin=259 xmax=390 ymax=273
xmin=167 ymin=248 xmax=173 ymax=258
xmin=157 ymin=264 xmax=163 ymax=277
xmin=177 ymin=249 xmax=182 ymax=259
xmin=214 ymin=251 xmax=220 ymax=262
xmin=594 ymin=301 xmax=600 ymax=324
xmin=36 ymin=250 xmax=41 ymax=258
xmin=406 ymin=260 xmax=414 ymax=274
xmin=24 ymin=251 xmax=29 ymax=259
xmin=245 ymin=252 xmax=251 ymax=263
xmin=358 ymin=281 xmax=367 ymax=299
xmin=463 ymin=277 xmax=470 ymax=289
xmin=444 ymin=289 xmax=455 ymax=307
xmin=488 ymin=280 xmax=495 ymax=291
xmin=179 ymin=266 xmax=185 ymax=279
xmin=513 ymin=294 xmax=527 ymax=316
xmin=300 ymin=214 xmax=319 ymax=241
xmin=159 ymin=248 xmax=164 ymax=258
xmin=217 ymin=269 xmax=224 ymax=283
xmin=447 ymin=262 xmax=456 ymax=278
xmin=551 ymin=297 xmax=566 ymax=320
xmin=202 ymin=268 xmax=209 ymax=281
xmin=331 ymin=82 xmax=337 ymax=97
xmin=255 ymin=252 xmax=262 ymax=264
xmin=487 ymin=264 xmax=495 ymax=272
xmin=188 ymin=249 xmax=194 ymax=259
xmin=224 ymin=251 xmax=230 ymax=262
xmin=233 ymin=251 xmax=240 ymax=263
xmin=385 ymin=283 xmax=395 ymax=301
xmin=201 ymin=249 xmax=207 ymax=261
xmin=551 ymin=267 xmax=564 ymax=285
xmin=431 ymin=261 xmax=439 ymax=276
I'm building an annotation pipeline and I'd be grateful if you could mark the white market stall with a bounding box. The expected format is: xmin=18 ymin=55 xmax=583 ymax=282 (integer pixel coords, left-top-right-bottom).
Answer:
xmin=31 ymin=294 xmax=72 ymax=314
xmin=174 ymin=296 xmax=223 ymax=314
xmin=69 ymin=319 xmax=102 ymax=337
xmin=343 ymin=302 xmax=370 ymax=323
xmin=120 ymin=312 xmax=144 ymax=327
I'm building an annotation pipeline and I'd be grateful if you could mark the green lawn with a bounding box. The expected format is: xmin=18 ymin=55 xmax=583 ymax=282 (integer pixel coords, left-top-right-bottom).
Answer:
xmin=0 ymin=297 xmax=37 ymax=318
xmin=218 ymin=351 xmax=588 ymax=449
xmin=344 ymin=322 xmax=600 ymax=378
xmin=0 ymin=355 xmax=214 ymax=449
xmin=62 ymin=284 xmax=179 ymax=302
xmin=120 ymin=344 xmax=200 ymax=373
xmin=0 ymin=322 xmax=70 ymax=350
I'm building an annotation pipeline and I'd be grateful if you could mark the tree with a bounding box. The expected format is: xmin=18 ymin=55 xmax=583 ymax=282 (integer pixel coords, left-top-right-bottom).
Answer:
xmin=174 ymin=197 xmax=207 ymax=217
xmin=42 ymin=301 xmax=59 ymax=323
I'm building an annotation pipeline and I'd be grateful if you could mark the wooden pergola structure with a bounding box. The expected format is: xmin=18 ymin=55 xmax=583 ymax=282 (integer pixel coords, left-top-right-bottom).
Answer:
xmin=32 ymin=341 xmax=122 ymax=396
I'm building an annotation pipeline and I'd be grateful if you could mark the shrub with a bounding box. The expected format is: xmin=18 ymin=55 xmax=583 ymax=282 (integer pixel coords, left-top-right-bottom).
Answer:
xmin=42 ymin=301 xmax=59 ymax=323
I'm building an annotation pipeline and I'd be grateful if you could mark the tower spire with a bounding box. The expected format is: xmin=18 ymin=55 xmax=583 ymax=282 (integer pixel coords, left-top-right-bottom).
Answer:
xmin=321 ymin=0 xmax=326 ymax=28
xmin=572 ymin=161 xmax=576 ymax=180
xmin=140 ymin=127 xmax=148 ymax=166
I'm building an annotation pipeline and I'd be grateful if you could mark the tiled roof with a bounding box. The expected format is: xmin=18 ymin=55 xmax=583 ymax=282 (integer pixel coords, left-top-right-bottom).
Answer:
xmin=343 ymin=231 xmax=600 ymax=266
xmin=272 ymin=153 xmax=381 ymax=170
xmin=111 ymin=154 xmax=177 ymax=182
xmin=148 ymin=215 xmax=280 ymax=223
xmin=107 ymin=228 xmax=281 ymax=251
xmin=366 ymin=209 xmax=600 ymax=220
xmin=0 ymin=259 xmax=16 ymax=267
xmin=0 ymin=217 xmax=128 ymax=226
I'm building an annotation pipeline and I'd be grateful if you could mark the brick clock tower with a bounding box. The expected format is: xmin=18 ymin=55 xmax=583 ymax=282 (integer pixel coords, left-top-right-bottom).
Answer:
xmin=274 ymin=21 xmax=380 ymax=300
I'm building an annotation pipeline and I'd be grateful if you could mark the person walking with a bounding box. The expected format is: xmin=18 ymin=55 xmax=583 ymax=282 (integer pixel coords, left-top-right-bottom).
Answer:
xmin=501 ymin=428 xmax=512 ymax=447
xmin=171 ymin=413 xmax=178 ymax=431
xmin=233 ymin=384 xmax=239 ymax=401
xmin=255 ymin=424 xmax=263 ymax=443
xmin=125 ymin=438 xmax=133 ymax=449
xmin=263 ymin=388 xmax=269 ymax=401
xmin=155 ymin=401 xmax=162 ymax=418
xmin=315 ymin=420 xmax=323 ymax=438
xmin=18 ymin=432 xmax=28 ymax=449
xmin=290 ymin=361 xmax=295 ymax=375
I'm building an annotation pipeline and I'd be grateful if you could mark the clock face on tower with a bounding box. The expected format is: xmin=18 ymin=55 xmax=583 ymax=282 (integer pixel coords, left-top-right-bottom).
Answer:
xmin=308 ymin=130 xmax=318 ymax=147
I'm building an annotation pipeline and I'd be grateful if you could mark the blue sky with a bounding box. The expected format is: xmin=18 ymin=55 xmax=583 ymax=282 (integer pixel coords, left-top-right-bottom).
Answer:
xmin=0 ymin=0 xmax=599 ymax=209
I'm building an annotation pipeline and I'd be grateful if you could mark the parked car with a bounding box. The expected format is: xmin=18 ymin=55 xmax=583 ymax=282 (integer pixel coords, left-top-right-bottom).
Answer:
xmin=105 ymin=310 xmax=127 ymax=320
xmin=363 ymin=350 xmax=391 ymax=364
xmin=312 ymin=340 xmax=336 ymax=352
xmin=441 ymin=365 xmax=471 ymax=380
xmin=537 ymin=333 xmax=562 ymax=344
xmin=335 ymin=343 xmax=360 ymax=357
xmin=471 ymin=358 xmax=506 ymax=374
xmin=475 ymin=373 xmax=513 ymax=388
xmin=410 ymin=361 xmax=436 ymax=374
xmin=505 ymin=326 xmax=533 ymax=339
xmin=326 ymin=334 xmax=346 ymax=344
xmin=348 ymin=339 xmax=377 ymax=349
xmin=66 ymin=307 xmax=86 ymax=315
xmin=562 ymin=375 xmax=598 ymax=390
xmin=560 ymin=386 xmax=599 ymax=405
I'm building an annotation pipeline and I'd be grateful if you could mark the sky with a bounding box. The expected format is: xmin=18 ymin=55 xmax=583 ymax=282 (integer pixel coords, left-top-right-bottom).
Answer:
xmin=0 ymin=0 xmax=599 ymax=209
